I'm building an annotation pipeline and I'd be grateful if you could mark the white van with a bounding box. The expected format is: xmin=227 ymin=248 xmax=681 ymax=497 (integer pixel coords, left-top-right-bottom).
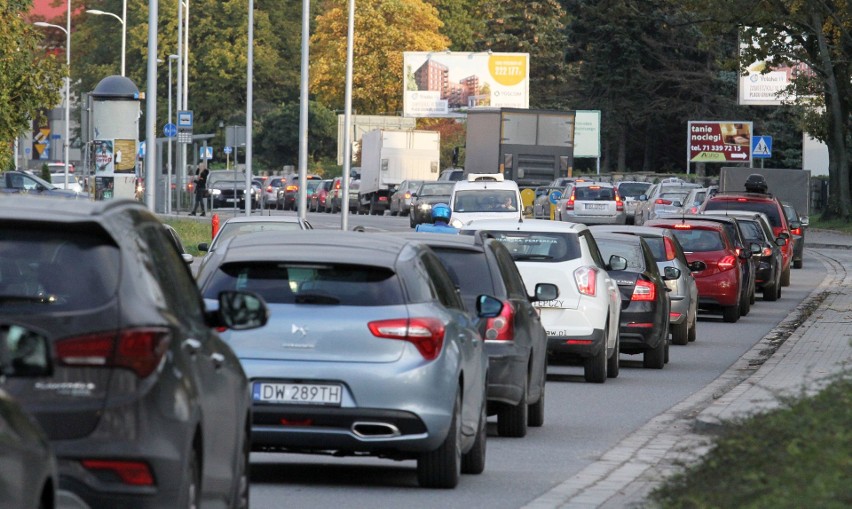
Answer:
xmin=449 ymin=173 xmax=523 ymax=227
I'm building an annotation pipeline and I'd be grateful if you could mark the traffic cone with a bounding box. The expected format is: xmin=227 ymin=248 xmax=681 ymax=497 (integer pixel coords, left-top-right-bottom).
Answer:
xmin=211 ymin=213 xmax=220 ymax=239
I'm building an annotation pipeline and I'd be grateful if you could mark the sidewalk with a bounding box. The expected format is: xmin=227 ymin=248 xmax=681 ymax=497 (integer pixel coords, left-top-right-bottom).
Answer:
xmin=524 ymin=230 xmax=852 ymax=509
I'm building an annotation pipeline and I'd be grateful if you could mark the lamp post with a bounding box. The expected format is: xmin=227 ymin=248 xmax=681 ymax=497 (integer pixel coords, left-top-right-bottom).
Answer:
xmin=34 ymin=19 xmax=70 ymax=194
xmin=167 ymin=54 xmax=178 ymax=214
xmin=86 ymin=4 xmax=126 ymax=77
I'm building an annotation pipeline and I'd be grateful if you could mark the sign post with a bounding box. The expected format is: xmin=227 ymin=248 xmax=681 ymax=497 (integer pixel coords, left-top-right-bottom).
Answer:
xmin=687 ymin=121 xmax=753 ymax=173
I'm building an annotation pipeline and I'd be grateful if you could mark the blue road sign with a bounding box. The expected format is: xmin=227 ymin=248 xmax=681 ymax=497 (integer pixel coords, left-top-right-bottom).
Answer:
xmin=200 ymin=146 xmax=213 ymax=160
xmin=163 ymin=123 xmax=177 ymax=137
xmin=223 ymin=146 xmax=233 ymax=155
xmin=138 ymin=141 xmax=146 ymax=157
xmin=549 ymin=190 xmax=562 ymax=205
xmin=752 ymin=136 xmax=772 ymax=159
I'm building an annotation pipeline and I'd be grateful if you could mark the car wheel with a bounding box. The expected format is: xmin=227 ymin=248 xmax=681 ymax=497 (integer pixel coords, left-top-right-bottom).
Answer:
xmin=722 ymin=304 xmax=740 ymax=323
xmin=230 ymin=421 xmax=250 ymax=509
xmin=687 ymin=311 xmax=697 ymax=342
xmin=182 ymin=445 xmax=201 ymax=509
xmin=606 ymin=333 xmax=620 ymax=378
xmin=497 ymin=375 xmax=528 ymax=438
xmin=739 ymin=291 xmax=750 ymax=317
xmin=584 ymin=341 xmax=607 ymax=383
xmin=671 ymin=319 xmax=689 ymax=346
xmin=793 ymin=258 xmax=803 ymax=269
xmin=390 ymin=204 xmax=398 ymax=216
xmin=461 ymin=396 xmax=487 ymax=475
xmin=763 ymin=280 xmax=779 ymax=302
xmin=417 ymin=390 xmax=461 ymax=489
xmin=643 ymin=337 xmax=666 ymax=369
xmin=410 ymin=214 xmax=416 ymax=229
xmin=528 ymin=360 xmax=547 ymax=427
xmin=781 ymin=266 xmax=791 ymax=286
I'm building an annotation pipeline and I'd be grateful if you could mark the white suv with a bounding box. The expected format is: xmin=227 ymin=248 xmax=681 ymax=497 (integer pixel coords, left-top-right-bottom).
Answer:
xmin=460 ymin=219 xmax=623 ymax=383
xmin=449 ymin=173 xmax=523 ymax=228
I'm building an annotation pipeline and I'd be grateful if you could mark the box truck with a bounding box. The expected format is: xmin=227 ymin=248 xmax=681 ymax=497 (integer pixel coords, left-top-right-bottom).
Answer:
xmin=720 ymin=167 xmax=810 ymax=215
xmin=358 ymin=129 xmax=440 ymax=215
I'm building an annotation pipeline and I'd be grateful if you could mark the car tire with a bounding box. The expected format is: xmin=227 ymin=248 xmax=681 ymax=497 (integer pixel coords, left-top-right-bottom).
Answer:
xmin=584 ymin=342 xmax=607 ymax=384
xmin=671 ymin=319 xmax=689 ymax=346
xmin=687 ymin=311 xmax=697 ymax=342
xmin=461 ymin=397 xmax=487 ymax=475
xmin=643 ymin=337 xmax=666 ymax=369
xmin=763 ymin=280 xmax=779 ymax=302
xmin=739 ymin=291 xmax=750 ymax=317
xmin=417 ymin=391 xmax=461 ymax=489
xmin=410 ymin=214 xmax=416 ymax=229
xmin=528 ymin=361 xmax=546 ymax=427
xmin=497 ymin=375 xmax=528 ymax=438
xmin=722 ymin=304 xmax=740 ymax=323
xmin=606 ymin=333 xmax=620 ymax=378
xmin=781 ymin=266 xmax=791 ymax=286
xmin=793 ymin=259 xmax=803 ymax=269
xmin=230 ymin=421 xmax=250 ymax=509
xmin=664 ymin=340 xmax=670 ymax=364
xmin=182 ymin=445 xmax=201 ymax=509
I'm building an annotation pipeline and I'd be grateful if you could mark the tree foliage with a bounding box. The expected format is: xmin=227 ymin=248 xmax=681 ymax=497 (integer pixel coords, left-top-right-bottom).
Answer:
xmin=0 ymin=0 xmax=64 ymax=168
xmin=255 ymin=100 xmax=337 ymax=170
xmin=311 ymin=0 xmax=450 ymax=115
xmin=423 ymin=0 xmax=483 ymax=51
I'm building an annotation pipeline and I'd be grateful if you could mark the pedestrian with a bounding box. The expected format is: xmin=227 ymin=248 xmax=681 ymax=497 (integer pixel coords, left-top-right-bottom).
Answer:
xmin=415 ymin=203 xmax=459 ymax=234
xmin=189 ymin=164 xmax=209 ymax=216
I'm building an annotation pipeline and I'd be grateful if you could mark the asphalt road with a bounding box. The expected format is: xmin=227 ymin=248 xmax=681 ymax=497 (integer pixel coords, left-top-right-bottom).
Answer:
xmin=206 ymin=208 xmax=824 ymax=508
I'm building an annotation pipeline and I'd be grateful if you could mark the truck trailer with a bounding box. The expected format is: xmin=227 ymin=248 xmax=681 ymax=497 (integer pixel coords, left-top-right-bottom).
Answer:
xmin=719 ymin=167 xmax=811 ymax=216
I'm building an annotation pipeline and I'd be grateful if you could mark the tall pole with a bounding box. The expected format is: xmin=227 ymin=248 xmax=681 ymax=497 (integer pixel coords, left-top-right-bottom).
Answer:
xmin=167 ymin=55 xmax=177 ymax=214
xmin=121 ymin=0 xmax=127 ymax=76
xmin=297 ymin=0 xmax=309 ymax=220
xmin=176 ymin=0 xmax=184 ymax=211
xmin=183 ymin=0 xmax=189 ymax=109
xmin=245 ymin=0 xmax=254 ymax=216
xmin=64 ymin=0 xmax=71 ymax=194
xmin=144 ymin=0 xmax=157 ymax=209
xmin=340 ymin=0 xmax=355 ymax=231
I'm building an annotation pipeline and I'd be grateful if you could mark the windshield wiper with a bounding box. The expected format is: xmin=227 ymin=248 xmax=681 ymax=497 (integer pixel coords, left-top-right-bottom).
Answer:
xmin=512 ymin=254 xmax=554 ymax=261
xmin=294 ymin=292 xmax=340 ymax=305
xmin=0 ymin=294 xmax=57 ymax=304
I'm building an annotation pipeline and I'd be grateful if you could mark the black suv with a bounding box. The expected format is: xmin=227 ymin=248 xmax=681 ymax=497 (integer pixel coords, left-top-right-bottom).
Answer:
xmin=0 ymin=196 xmax=268 ymax=508
xmin=401 ymin=233 xmax=554 ymax=438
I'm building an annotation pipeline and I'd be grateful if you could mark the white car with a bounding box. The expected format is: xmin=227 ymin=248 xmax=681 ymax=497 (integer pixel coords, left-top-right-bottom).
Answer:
xmin=49 ymin=173 xmax=84 ymax=193
xmin=460 ymin=219 xmax=623 ymax=383
xmin=449 ymin=173 xmax=523 ymax=228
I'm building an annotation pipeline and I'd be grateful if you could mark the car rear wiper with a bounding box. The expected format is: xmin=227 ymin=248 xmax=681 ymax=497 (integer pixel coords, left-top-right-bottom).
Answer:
xmin=512 ymin=254 xmax=554 ymax=261
xmin=294 ymin=292 xmax=340 ymax=305
xmin=0 ymin=294 xmax=57 ymax=304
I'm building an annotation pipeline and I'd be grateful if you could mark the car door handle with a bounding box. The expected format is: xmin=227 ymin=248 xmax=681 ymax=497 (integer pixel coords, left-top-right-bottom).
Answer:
xmin=210 ymin=352 xmax=226 ymax=369
xmin=182 ymin=338 xmax=202 ymax=355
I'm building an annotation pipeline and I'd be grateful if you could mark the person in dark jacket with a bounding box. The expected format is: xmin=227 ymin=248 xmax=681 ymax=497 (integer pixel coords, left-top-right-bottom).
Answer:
xmin=189 ymin=164 xmax=209 ymax=216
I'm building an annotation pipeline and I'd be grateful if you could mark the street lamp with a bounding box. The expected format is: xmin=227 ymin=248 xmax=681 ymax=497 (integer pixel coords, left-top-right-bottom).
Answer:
xmin=34 ymin=19 xmax=71 ymax=194
xmin=167 ymin=54 xmax=179 ymax=214
xmin=86 ymin=4 xmax=126 ymax=77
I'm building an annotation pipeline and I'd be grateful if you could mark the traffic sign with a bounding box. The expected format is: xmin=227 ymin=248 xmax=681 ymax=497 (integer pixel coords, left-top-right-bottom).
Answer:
xmin=199 ymin=146 xmax=213 ymax=160
xmin=752 ymin=136 xmax=773 ymax=159
xmin=177 ymin=110 xmax=193 ymax=129
xmin=138 ymin=141 xmax=146 ymax=157
xmin=163 ymin=123 xmax=177 ymax=137
xmin=223 ymin=146 xmax=233 ymax=155
xmin=549 ymin=190 xmax=562 ymax=205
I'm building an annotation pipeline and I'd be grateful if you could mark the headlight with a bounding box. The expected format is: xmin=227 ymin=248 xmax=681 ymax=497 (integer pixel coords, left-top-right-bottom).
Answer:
xmin=419 ymin=203 xmax=432 ymax=211
xmin=450 ymin=219 xmax=464 ymax=228
xmin=210 ymin=189 xmax=221 ymax=196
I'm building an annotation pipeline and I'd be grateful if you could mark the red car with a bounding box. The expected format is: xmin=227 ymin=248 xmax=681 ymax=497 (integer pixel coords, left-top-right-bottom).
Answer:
xmin=699 ymin=192 xmax=793 ymax=286
xmin=645 ymin=219 xmax=746 ymax=323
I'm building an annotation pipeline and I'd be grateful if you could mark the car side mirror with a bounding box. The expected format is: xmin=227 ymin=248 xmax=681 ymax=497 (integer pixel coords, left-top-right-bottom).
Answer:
xmin=663 ymin=266 xmax=681 ymax=281
xmin=0 ymin=325 xmax=53 ymax=377
xmin=530 ymin=283 xmax=558 ymax=302
xmin=210 ymin=291 xmax=269 ymax=331
xmin=608 ymin=255 xmax=628 ymax=271
xmin=775 ymin=237 xmax=786 ymax=247
xmin=198 ymin=242 xmax=209 ymax=252
xmin=181 ymin=253 xmax=194 ymax=264
xmin=688 ymin=260 xmax=706 ymax=272
xmin=750 ymin=243 xmax=762 ymax=254
xmin=672 ymin=200 xmax=683 ymax=208
xmin=411 ymin=193 xmax=418 ymax=198
xmin=476 ymin=294 xmax=503 ymax=318
xmin=778 ymin=232 xmax=791 ymax=240
xmin=801 ymin=216 xmax=809 ymax=227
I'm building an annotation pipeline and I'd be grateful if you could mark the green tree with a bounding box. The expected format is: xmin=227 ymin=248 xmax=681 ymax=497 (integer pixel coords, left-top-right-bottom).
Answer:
xmin=311 ymin=0 xmax=450 ymax=115
xmin=255 ymin=100 xmax=337 ymax=169
xmin=0 ymin=0 xmax=64 ymax=168
xmin=423 ymin=0 xmax=483 ymax=51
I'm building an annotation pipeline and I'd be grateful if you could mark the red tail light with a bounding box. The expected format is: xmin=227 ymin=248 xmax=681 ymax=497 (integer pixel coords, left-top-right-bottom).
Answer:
xmin=631 ymin=279 xmax=656 ymax=301
xmin=368 ymin=318 xmax=445 ymax=360
xmin=790 ymin=227 xmax=801 ymax=235
xmin=335 ymin=181 xmax=341 ymax=189
xmin=673 ymin=223 xmax=692 ymax=229
xmin=663 ymin=237 xmax=677 ymax=261
xmin=669 ymin=312 xmax=682 ymax=320
xmin=378 ymin=196 xmax=388 ymax=201
xmin=266 ymin=185 xmax=273 ymax=192
xmin=655 ymin=199 xmax=672 ymax=205
xmin=566 ymin=191 xmax=576 ymax=210
xmin=286 ymin=185 xmax=298 ymax=192
xmin=81 ymin=460 xmax=155 ymax=486
xmin=718 ymin=255 xmax=737 ymax=271
xmin=574 ymin=266 xmax=597 ymax=296
xmin=615 ymin=194 xmax=623 ymax=211
xmin=56 ymin=328 xmax=171 ymax=378
xmin=484 ymin=300 xmax=514 ymax=341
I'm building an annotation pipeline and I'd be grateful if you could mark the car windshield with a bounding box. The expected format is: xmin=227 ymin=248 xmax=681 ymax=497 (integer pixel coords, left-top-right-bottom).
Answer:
xmin=418 ymin=183 xmax=455 ymax=196
xmin=481 ymin=231 xmax=580 ymax=262
xmin=596 ymin=239 xmax=646 ymax=273
xmin=659 ymin=192 xmax=688 ymax=203
xmin=305 ymin=180 xmax=321 ymax=192
xmin=212 ymin=180 xmax=246 ymax=189
xmin=618 ymin=182 xmax=650 ymax=198
xmin=213 ymin=221 xmax=303 ymax=248
xmin=453 ymin=190 xmax=518 ymax=212
xmin=202 ymin=262 xmax=403 ymax=306
xmin=574 ymin=186 xmax=616 ymax=201
xmin=670 ymin=229 xmax=724 ymax=252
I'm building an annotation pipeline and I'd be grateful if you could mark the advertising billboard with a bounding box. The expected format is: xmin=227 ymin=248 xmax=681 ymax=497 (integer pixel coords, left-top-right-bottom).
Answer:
xmin=93 ymin=139 xmax=115 ymax=175
xmin=403 ymin=51 xmax=529 ymax=117
xmin=688 ymin=121 xmax=753 ymax=164
xmin=574 ymin=110 xmax=601 ymax=158
xmin=738 ymin=29 xmax=811 ymax=106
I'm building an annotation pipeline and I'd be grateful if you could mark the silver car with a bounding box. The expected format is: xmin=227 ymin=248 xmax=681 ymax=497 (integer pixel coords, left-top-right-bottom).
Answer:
xmin=616 ymin=181 xmax=651 ymax=224
xmin=590 ymin=225 xmax=700 ymax=345
xmin=634 ymin=182 xmax=701 ymax=225
xmin=199 ymin=231 xmax=496 ymax=488
xmin=556 ymin=181 xmax=626 ymax=225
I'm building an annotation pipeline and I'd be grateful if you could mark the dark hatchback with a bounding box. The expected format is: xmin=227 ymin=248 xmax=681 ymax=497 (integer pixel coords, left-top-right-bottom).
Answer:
xmin=400 ymin=233 xmax=553 ymax=438
xmin=0 ymin=196 xmax=268 ymax=508
xmin=782 ymin=202 xmax=806 ymax=269
xmin=410 ymin=181 xmax=456 ymax=228
xmin=593 ymin=232 xmax=671 ymax=369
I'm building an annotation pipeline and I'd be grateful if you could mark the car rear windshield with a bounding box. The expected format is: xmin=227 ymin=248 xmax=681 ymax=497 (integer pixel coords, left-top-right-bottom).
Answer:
xmin=419 ymin=183 xmax=455 ymax=196
xmin=596 ymin=238 xmax=646 ymax=273
xmin=574 ymin=186 xmax=615 ymax=201
xmin=202 ymin=262 xmax=404 ymax=306
xmin=704 ymin=200 xmax=782 ymax=228
xmin=0 ymin=227 xmax=120 ymax=311
xmin=430 ymin=249 xmax=495 ymax=304
xmin=454 ymin=190 xmax=518 ymax=213
xmin=482 ymin=231 xmax=581 ymax=263
xmin=214 ymin=222 xmax=302 ymax=247
xmin=618 ymin=182 xmax=650 ymax=198
xmin=669 ymin=229 xmax=724 ymax=252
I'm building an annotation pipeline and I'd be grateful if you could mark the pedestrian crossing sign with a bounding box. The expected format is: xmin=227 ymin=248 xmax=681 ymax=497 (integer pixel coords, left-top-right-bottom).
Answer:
xmin=752 ymin=136 xmax=772 ymax=159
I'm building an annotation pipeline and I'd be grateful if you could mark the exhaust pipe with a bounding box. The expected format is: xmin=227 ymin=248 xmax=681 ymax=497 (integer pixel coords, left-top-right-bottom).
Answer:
xmin=351 ymin=421 xmax=401 ymax=438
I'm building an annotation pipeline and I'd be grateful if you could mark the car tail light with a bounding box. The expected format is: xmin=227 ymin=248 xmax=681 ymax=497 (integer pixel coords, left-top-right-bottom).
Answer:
xmin=762 ymin=247 xmax=773 ymax=257
xmin=689 ymin=206 xmax=699 ymax=214
xmin=790 ymin=227 xmax=801 ymax=235
xmin=737 ymin=198 xmax=748 ymax=202
xmin=627 ymin=322 xmax=654 ymax=328
xmin=55 ymin=328 xmax=171 ymax=378
xmin=368 ymin=318 xmax=445 ymax=360
xmin=335 ymin=181 xmax=341 ymax=189
xmin=81 ymin=460 xmax=155 ymax=486
xmin=484 ymin=300 xmax=514 ymax=341
xmin=631 ymin=279 xmax=656 ymax=301
xmin=615 ymin=195 xmax=623 ymax=211
xmin=566 ymin=191 xmax=575 ymax=210
xmin=574 ymin=266 xmax=597 ymax=296
xmin=663 ymin=237 xmax=677 ymax=260
xmin=670 ymin=312 xmax=682 ymax=320
xmin=566 ymin=339 xmax=593 ymax=345
xmin=286 ymin=185 xmax=298 ymax=192
xmin=718 ymin=255 xmax=737 ymax=271
xmin=673 ymin=223 xmax=691 ymax=229
xmin=266 ymin=185 xmax=273 ymax=192
xmin=655 ymin=199 xmax=672 ymax=205
xmin=379 ymin=196 xmax=388 ymax=201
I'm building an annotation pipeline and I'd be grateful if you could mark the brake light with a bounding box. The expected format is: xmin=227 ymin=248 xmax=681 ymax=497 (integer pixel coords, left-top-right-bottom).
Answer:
xmin=655 ymin=199 xmax=672 ymax=205
xmin=673 ymin=223 xmax=692 ymax=229
xmin=81 ymin=460 xmax=155 ymax=486
xmin=663 ymin=237 xmax=677 ymax=260
xmin=368 ymin=318 xmax=445 ymax=360
xmin=55 ymin=328 xmax=171 ymax=378
xmin=718 ymin=255 xmax=737 ymax=271
xmin=615 ymin=193 xmax=623 ymax=211
xmin=566 ymin=191 xmax=575 ymax=210
xmin=378 ymin=196 xmax=388 ymax=201
xmin=737 ymin=198 xmax=748 ymax=202
xmin=266 ymin=185 xmax=273 ymax=192
xmin=631 ymin=279 xmax=656 ymax=301
xmin=790 ymin=227 xmax=801 ymax=235
xmin=484 ymin=300 xmax=514 ymax=341
xmin=589 ymin=185 xmax=601 ymax=189
xmin=670 ymin=312 xmax=682 ymax=320
xmin=286 ymin=185 xmax=298 ymax=192
xmin=335 ymin=181 xmax=341 ymax=189
xmin=574 ymin=266 xmax=597 ymax=296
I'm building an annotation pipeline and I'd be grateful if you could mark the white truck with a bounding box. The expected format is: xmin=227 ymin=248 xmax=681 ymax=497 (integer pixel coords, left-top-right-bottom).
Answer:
xmin=358 ymin=129 xmax=440 ymax=215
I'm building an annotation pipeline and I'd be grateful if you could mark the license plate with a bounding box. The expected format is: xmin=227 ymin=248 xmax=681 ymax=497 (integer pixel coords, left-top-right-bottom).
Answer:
xmin=253 ymin=382 xmax=342 ymax=406
xmin=585 ymin=203 xmax=607 ymax=210
xmin=226 ymin=198 xmax=238 ymax=203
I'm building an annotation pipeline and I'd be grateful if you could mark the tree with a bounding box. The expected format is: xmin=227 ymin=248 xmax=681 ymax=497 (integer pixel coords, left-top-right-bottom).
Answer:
xmin=311 ymin=0 xmax=450 ymax=115
xmin=417 ymin=117 xmax=465 ymax=168
xmin=0 ymin=0 xmax=64 ymax=169
xmin=423 ymin=0 xmax=483 ymax=51
xmin=255 ymin=100 xmax=337 ymax=170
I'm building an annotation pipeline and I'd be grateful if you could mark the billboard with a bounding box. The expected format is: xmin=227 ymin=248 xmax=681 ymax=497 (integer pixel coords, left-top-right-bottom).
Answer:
xmin=738 ymin=29 xmax=812 ymax=106
xmin=687 ymin=121 xmax=753 ymax=164
xmin=574 ymin=110 xmax=600 ymax=158
xmin=403 ymin=51 xmax=529 ymax=117
xmin=93 ymin=139 xmax=115 ymax=175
